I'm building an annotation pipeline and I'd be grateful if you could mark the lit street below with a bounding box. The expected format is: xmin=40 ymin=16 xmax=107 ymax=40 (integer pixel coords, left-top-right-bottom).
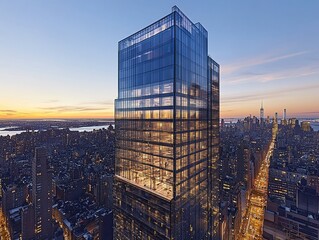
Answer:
xmin=0 ymin=207 xmax=10 ymax=239
xmin=238 ymin=125 xmax=277 ymax=240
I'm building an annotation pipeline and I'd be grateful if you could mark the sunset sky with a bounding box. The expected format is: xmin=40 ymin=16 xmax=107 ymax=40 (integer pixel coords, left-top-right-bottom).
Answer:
xmin=0 ymin=1 xmax=318 ymax=119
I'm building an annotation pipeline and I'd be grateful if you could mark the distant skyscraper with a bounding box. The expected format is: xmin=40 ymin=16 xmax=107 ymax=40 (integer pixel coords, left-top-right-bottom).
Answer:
xmin=221 ymin=119 xmax=225 ymax=128
xmin=283 ymin=109 xmax=287 ymax=120
xmin=282 ymin=108 xmax=287 ymax=125
xmin=260 ymin=101 xmax=264 ymax=122
xmin=267 ymin=115 xmax=270 ymax=124
xmin=301 ymin=121 xmax=311 ymax=131
xmin=275 ymin=112 xmax=278 ymax=123
xmin=114 ymin=6 xmax=220 ymax=239
xmin=32 ymin=147 xmax=52 ymax=239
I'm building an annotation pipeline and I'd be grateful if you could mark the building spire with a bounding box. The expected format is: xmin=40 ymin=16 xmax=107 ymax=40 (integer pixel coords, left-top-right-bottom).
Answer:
xmin=260 ymin=100 xmax=264 ymax=120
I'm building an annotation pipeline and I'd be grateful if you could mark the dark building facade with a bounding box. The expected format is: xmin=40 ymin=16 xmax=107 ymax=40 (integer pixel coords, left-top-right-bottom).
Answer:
xmin=32 ymin=147 xmax=53 ymax=239
xmin=114 ymin=6 xmax=220 ymax=239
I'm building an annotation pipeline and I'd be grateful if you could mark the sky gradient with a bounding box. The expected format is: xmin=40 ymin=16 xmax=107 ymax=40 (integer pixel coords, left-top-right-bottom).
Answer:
xmin=0 ymin=1 xmax=318 ymax=119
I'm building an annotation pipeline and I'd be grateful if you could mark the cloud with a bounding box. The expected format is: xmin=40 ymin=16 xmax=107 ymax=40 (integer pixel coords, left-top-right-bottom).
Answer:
xmin=39 ymin=105 xmax=109 ymax=112
xmin=220 ymin=51 xmax=319 ymax=86
xmin=0 ymin=109 xmax=26 ymax=118
xmin=0 ymin=101 xmax=114 ymax=118
xmin=43 ymin=99 xmax=59 ymax=103
xmin=222 ymin=84 xmax=319 ymax=104
xmin=80 ymin=100 xmax=114 ymax=107
xmin=222 ymin=51 xmax=308 ymax=75
xmin=221 ymin=109 xmax=234 ymax=112
xmin=0 ymin=109 xmax=17 ymax=113
xmin=38 ymin=99 xmax=115 ymax=113
xmin=41 ymin=100 xmax=111 ymax=107
xmin=224 ymin=66 xmax=319 ymax=85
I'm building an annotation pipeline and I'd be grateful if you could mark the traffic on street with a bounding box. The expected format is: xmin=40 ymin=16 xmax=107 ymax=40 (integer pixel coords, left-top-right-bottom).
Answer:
xmin=238 ymin=125 xmax=277 ymax=240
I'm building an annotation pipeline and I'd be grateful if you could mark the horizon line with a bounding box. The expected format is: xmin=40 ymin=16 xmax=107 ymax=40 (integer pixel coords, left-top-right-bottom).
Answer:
xmin=1 ymin=116 xmax=318 ymax=121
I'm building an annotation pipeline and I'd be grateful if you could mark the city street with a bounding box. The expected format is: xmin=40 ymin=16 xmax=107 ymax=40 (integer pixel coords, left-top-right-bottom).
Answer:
xmin=0 ymin=207 xmax=10 ymax=239
xmin=238 ymin=125 xmax=277 ymax=239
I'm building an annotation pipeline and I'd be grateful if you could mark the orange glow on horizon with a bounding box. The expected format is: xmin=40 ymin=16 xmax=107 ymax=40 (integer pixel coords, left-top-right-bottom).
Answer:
xmin=1 ymin=100 xmax=318 ymax=120
xmin=0 ymin=110 xmax=114 ymax=120
xmin=1 ymin=107 xmax=318 ymax=120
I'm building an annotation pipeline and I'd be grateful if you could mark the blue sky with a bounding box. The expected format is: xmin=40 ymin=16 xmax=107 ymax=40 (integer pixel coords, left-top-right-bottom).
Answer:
xmin=0 ymin=0 xmax=318 ymax=119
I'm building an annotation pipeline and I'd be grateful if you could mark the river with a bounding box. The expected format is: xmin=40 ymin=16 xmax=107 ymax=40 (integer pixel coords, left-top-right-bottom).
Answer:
xmin=0 ymin=125 xmax=111 ymax=137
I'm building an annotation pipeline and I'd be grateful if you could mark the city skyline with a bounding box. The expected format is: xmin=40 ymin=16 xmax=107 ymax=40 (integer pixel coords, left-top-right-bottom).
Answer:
xmin=1 ymin=1 xmax=319 ymax=119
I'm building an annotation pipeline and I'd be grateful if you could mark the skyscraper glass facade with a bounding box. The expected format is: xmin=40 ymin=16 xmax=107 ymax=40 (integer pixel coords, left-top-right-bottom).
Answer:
xmin=114 ymin=6 xmax=220 ymax=239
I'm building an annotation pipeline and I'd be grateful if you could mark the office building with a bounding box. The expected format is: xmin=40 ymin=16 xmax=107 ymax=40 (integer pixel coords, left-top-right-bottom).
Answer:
xmin=1 ymin=183 xmax=28 ymax=216
xmin=283 ymin=109 xmax=286 ymax=120
xmin=114 ymin=6 xmax=220 ymax=239
xmin=301 ymin=121 xmax=311 ymax=132
xmin=281 ymin=109 xmax=287 ymax=125
xmin=264 ymin=204 xmax=319 ymax=240
xmin=297 ymin=180 xmax=319 ymax=214
xmin=32 ymin=147 xmax=53 ymax=239
xmin=95 ymin=174 xmax=113 ymax=209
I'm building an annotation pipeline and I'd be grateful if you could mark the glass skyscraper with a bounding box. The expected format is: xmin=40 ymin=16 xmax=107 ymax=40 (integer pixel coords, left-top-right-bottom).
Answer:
xmin=114 ymin=6 xmax=220 ymax=239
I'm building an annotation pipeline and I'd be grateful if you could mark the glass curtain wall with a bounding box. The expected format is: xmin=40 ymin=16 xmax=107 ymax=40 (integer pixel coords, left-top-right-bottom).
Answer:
xmin=114 ymin=12 xmax=175 ymax=240
xmin=116 ymin=13 xmax=175 ymax=200
xmin=114 ymin=6 xmax=220 ymax=240
xmin=172 ymin=7 xmax=209 ymax=239
xmin=208 ymin=57 xmax=220 ymax=238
